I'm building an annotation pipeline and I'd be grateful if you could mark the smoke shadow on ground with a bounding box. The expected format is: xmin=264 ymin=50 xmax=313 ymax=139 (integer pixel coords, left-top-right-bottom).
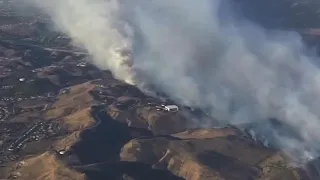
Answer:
xmin=68 ymin=105 xmax=183 ymax=180
xmin=77 ymin=161 xmax=184 ymax=180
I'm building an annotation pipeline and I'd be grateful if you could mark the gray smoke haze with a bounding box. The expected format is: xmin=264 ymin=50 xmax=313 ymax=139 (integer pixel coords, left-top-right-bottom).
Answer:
xmin=23 ymin=0 xmax=320 ymax=163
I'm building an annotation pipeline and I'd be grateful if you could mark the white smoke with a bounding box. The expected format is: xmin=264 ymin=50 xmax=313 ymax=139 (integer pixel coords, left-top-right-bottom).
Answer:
xmin=23 ymin=0 xmax=320 ymax=163
xmin=22 ymin=0 xmax=136 ymax=84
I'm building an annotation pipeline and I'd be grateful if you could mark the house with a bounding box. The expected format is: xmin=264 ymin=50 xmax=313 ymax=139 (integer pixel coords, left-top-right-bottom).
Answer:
xmin=164 ymin=105 xmax=179 ymax=112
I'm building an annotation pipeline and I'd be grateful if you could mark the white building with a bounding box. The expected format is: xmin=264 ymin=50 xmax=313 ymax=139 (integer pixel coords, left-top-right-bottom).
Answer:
xmin=19 ymin=78 xmax=26 ymax=82
xmin=76 ymin=62 xmax=87 ymax=67
xmin=58 ymin=150 xmax=66 ymax=155
xmin=164 ymin=105 xmax=179 ymax=112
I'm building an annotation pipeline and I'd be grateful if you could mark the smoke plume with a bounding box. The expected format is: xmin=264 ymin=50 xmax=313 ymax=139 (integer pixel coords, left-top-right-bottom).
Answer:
xmin=23 ymin=0 xmax=136 ymax=84
xmin=23 ymin=0 xmax=320 ymax=163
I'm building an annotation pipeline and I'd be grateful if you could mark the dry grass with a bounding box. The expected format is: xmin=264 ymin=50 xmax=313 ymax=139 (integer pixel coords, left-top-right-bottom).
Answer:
xmin=53 ymin=131 xmax=81 ymax=152
xmin=11 ymin=152 xmax=86 ymax=180
xmin=62 ymin=108 xmax=95 ymax=132
xmin=257 ymin=152 xmax=299 ymax=179
xmin=174 ymin=159 xmax=220 ymax=180
xmin=172 ymin=128 xmax=242 ymax=140
xmin=46 ymin=82 xmax=95 ymax=120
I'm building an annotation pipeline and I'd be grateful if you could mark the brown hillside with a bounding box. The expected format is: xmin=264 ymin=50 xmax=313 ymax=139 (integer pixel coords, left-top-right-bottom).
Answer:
xmin=5 ymin=152 xmax=86 ymax=180
xmin=46 ymin=82 xmax=95 ymax=120
xmin=120 ymin=128 xmax=308 ymax=180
